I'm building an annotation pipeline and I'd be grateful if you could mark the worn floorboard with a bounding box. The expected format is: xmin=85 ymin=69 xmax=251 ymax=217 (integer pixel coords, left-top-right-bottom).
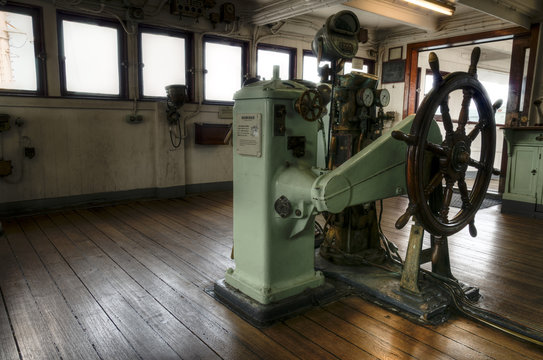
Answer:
xmin=0 ymin=192 xmax=542 ymax=359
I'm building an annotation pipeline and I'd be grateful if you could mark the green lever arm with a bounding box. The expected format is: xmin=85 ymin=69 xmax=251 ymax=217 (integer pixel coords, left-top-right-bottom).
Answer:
xmin=311 ymin=115 xmax=442 ymax=213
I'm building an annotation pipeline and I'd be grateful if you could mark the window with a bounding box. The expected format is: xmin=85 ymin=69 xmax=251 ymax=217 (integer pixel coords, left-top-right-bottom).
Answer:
xmin=203 ymin=36 xmax=247 ymax=103
xmin=58 ymin=13 xmax=126 ymax=97
xmin=139 ymin=27 xmax=191 ymax=98
xmin=344 ymin=61 xmax=368 ymax=74
xmin=257 ymin=44 xmax=295 ymax=81
xmin=344 ymin=57 xmax=375 ymax=74
xmin=302 ymin=51 xmax=330 ymax=84
xmin=0 ymin=5 xmax=45 ymax=94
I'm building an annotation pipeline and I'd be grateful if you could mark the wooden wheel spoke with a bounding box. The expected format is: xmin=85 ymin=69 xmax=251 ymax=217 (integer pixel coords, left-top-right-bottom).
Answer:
xmin=457 ymin=178 xmax=472 ymax=210
xmin=457 ymin=89 xmax=473 ymax=134
xmin=440 ymin=100 xmax=455 ymax=139
xmin=440 ymin=181 xmax=455 ymax=223
xmin=424 ymin=172 xmax=444 ymax=197
xmin=468 ymin=158 xmax=486 ymax=170
xmin=467 ymin=123 xmax=482 ymax=142
xmin=425 ymin=141 xmax=448 ymax=157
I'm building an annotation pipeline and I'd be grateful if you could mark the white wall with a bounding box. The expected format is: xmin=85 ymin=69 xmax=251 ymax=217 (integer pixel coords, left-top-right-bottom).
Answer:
xmin=0 ymin=0 xmax=244 ymax=208
xmin=1 ymin=1 xmax=377 ymax=209
xmin=1 ymin=0 xmax=524 ymax=210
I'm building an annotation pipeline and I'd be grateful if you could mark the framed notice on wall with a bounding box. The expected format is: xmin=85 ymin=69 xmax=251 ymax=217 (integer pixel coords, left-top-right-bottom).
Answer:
xmin=388 ymin=46 xmax=403 ymax=61
xmin=382 ymin=60 xmax=406 ymax=83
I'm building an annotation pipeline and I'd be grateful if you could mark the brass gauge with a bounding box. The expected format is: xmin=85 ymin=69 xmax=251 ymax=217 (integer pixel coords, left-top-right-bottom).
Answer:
xmin=356 ymin=88 xmax=374 ymax=107
xmin=376 ymin=89 xmax=390 ymax=107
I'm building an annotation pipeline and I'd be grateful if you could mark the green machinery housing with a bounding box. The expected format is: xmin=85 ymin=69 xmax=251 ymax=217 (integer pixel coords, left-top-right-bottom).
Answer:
xmin=214 ymin=10 xmax=501 ymax=329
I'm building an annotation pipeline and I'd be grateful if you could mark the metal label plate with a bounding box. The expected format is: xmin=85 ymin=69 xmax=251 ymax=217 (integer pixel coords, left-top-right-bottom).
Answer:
xmin=236 ymin=113 xmax=262 ymax=157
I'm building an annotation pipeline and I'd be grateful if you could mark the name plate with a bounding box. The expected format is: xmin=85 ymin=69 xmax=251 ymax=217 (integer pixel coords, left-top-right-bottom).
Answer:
xmin=236 ymin=113 xmax=262 ymax=157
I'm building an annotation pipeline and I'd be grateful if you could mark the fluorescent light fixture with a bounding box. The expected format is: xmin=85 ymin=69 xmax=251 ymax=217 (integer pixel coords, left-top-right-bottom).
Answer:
xmin=403 ymin=0 xmax=455 ymax=15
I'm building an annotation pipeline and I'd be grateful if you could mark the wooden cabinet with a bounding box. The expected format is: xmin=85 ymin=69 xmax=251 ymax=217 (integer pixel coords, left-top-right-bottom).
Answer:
xmin=502 ymin=127 xmax=543 ymax=217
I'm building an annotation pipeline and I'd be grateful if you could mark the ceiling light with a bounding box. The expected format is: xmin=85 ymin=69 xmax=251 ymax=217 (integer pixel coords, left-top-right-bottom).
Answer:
xmin=403 ymin=0 xmax=455 ymax=16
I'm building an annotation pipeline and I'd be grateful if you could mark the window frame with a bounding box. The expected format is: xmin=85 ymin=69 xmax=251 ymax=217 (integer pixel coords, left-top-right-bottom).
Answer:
xmin=256 ymin=43 xmax=296 ymax=80
xmin=138 ymin=25 xmax=193 ymax=101
xmin=202 ymin=35 xmax=248 ymax=105
xmin=0 ymin=3 xmax=46 ymax=96
xmin=57 ymin=11 xmax=128 ymax=99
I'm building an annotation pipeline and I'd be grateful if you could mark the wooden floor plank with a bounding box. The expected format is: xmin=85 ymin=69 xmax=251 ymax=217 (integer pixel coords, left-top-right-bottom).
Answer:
xmin=1 ymin=193 xmax=543 ymax=360
xmin=10 ymin=219 xmax=101 ymax=360
xmin=323 ymin=301 xmax=454 ymax=360
xmin=38 ymin=214 xmax=182 ymax=360
xmin=285 ymin=315 xmax=378 ymax=360
xmin=340 ymin=297 xmax=493 ymax=360
xmin=0 ymin=267 xmax=21 ymax=360
xmin=304 ymin=307 xmax=415 ymax=360
xmin=86 ymin=207 xmax=212 ymax=288
xmin=50 ymin=212 xmax=220 ymax=360
xmin=450 ymin=316 xmax=543 ymax=360
xmin=104 ymin=205 xmax=226 ymax=281
xmin=262 ymin=322 xmax=341 ymax=360
xmin=131 ymin=202 xmax=232 ymax=259
xmin=149 ymin=199 xmax=233 ymax=247
xmin=0 ymin=221 xmax=63 ymax=360
xmin=75 ymin=208 xmax=261 ymax=360
xmin=75 ymin=208 xmax=298 ymax=360
xmin=20 ymin=217 xmax=141 ymax=360
xmin=183 ymin=195 xmax=233 ymax=218
xmin=171 ymin=198 xmax=233 ymax=235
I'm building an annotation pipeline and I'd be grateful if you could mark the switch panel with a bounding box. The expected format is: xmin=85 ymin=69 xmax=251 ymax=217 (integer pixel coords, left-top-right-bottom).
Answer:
xmin=0 ymin=160 xmax=12 ymax=176
xmin=0 ymin=114 xmax=10 ymax=132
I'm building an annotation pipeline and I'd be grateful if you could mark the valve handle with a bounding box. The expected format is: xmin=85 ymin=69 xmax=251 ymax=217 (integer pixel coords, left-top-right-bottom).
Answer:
xmin=295 ymin=89 xmax=324 ymax=122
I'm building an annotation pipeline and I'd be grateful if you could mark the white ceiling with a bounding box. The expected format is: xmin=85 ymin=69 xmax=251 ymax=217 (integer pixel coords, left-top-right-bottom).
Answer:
xmin=237 ymin=0 xmax=543 ymax=33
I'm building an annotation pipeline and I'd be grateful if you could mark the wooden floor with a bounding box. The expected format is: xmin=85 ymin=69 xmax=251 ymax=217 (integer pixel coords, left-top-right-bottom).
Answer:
xmin=1 ymin=192 xmax=542 ymax=359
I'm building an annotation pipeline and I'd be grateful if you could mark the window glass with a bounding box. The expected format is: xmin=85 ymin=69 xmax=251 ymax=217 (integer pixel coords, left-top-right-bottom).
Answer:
xmin=0 ymin=10 xmax=37 ymax=91
xmin=204 ymin=40 xmax=243 ymax=102
xmin=257 ymin=48 xmax=290 ymax=80
xmin=344 ymin=61 xmax=368 ymax=74
xmin=61 ymin=19 xmax=120 ymax=95
xmin=302 ymin=54 xmax=330 ymax=84
xmin=141 ymin=32 xmax=186 ymax=97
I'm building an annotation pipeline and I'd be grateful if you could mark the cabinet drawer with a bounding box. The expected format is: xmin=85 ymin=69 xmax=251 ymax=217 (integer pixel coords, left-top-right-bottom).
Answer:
xmin=513 ymin=131 xmax=543 ymax=145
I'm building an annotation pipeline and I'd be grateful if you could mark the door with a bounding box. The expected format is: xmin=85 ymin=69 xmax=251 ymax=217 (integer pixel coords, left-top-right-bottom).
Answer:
xmin=537 ymin=148 xmax=543 ymax=212
xmin=499 ymin=26 xmax=540 ymax=192
xmin=509 ymin=145 xmax=539 ymax=198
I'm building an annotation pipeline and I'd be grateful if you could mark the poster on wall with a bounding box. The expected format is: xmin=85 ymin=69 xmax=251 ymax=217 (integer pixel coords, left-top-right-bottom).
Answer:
xmin=382 ymin=60 xmax=406 ymax=83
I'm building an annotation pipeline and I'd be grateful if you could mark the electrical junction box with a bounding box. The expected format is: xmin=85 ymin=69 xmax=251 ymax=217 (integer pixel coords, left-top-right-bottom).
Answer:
xmin=0 ymin=160 xmax=13 ymax=176
xmin=0 ymin=114 xmax=10 ymax=132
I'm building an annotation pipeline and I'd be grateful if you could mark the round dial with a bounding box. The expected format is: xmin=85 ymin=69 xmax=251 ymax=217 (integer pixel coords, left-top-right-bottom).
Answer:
xmin=376 ymin=89 xmax=390 ymax=107
xmin=356 ymin=88 xmax=374 ymax=107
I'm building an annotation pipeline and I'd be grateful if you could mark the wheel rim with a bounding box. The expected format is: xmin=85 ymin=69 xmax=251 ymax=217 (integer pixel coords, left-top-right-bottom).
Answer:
xmin=408 ymin=71 xmax=496 ymax=236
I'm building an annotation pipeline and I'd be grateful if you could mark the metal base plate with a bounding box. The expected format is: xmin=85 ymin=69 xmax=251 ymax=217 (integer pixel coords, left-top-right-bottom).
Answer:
xmin=315 ymin=255 xmax=452 ymax=324
xmin=210 ymin=279 xmax=338 ymax=328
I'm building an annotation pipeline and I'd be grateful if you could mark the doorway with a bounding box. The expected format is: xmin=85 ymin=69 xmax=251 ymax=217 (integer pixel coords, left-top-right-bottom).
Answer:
xmin=403 ymin=26 xmax=539 ymax=194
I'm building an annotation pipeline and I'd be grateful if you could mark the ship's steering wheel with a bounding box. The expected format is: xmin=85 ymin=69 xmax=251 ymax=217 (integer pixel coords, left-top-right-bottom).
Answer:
xmin=393 ymin=47 xmax=500 ymax=237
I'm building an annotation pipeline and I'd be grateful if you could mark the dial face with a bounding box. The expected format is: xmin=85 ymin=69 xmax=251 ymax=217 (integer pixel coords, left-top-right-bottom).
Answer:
xmin=377 ymin=89 xmax=390 ymax=107
xmin=361 ymin=88 xmax=374 ymax=107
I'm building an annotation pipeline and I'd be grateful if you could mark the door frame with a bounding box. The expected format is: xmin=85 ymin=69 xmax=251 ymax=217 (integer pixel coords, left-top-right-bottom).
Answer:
xmin=402 ymin=25 xmax=540 ymax=193
xmin=403 ymin=26 xmax=539 ymax=118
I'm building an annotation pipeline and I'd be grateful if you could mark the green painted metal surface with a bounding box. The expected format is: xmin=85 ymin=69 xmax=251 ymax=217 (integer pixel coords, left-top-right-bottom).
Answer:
xmin=226 ymin=74 xmax=324 ymax=305
xmin=311 ymin=116 xmax=442 ymax=213
xmin=226 ymin=70 xmax=442 ymax=305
